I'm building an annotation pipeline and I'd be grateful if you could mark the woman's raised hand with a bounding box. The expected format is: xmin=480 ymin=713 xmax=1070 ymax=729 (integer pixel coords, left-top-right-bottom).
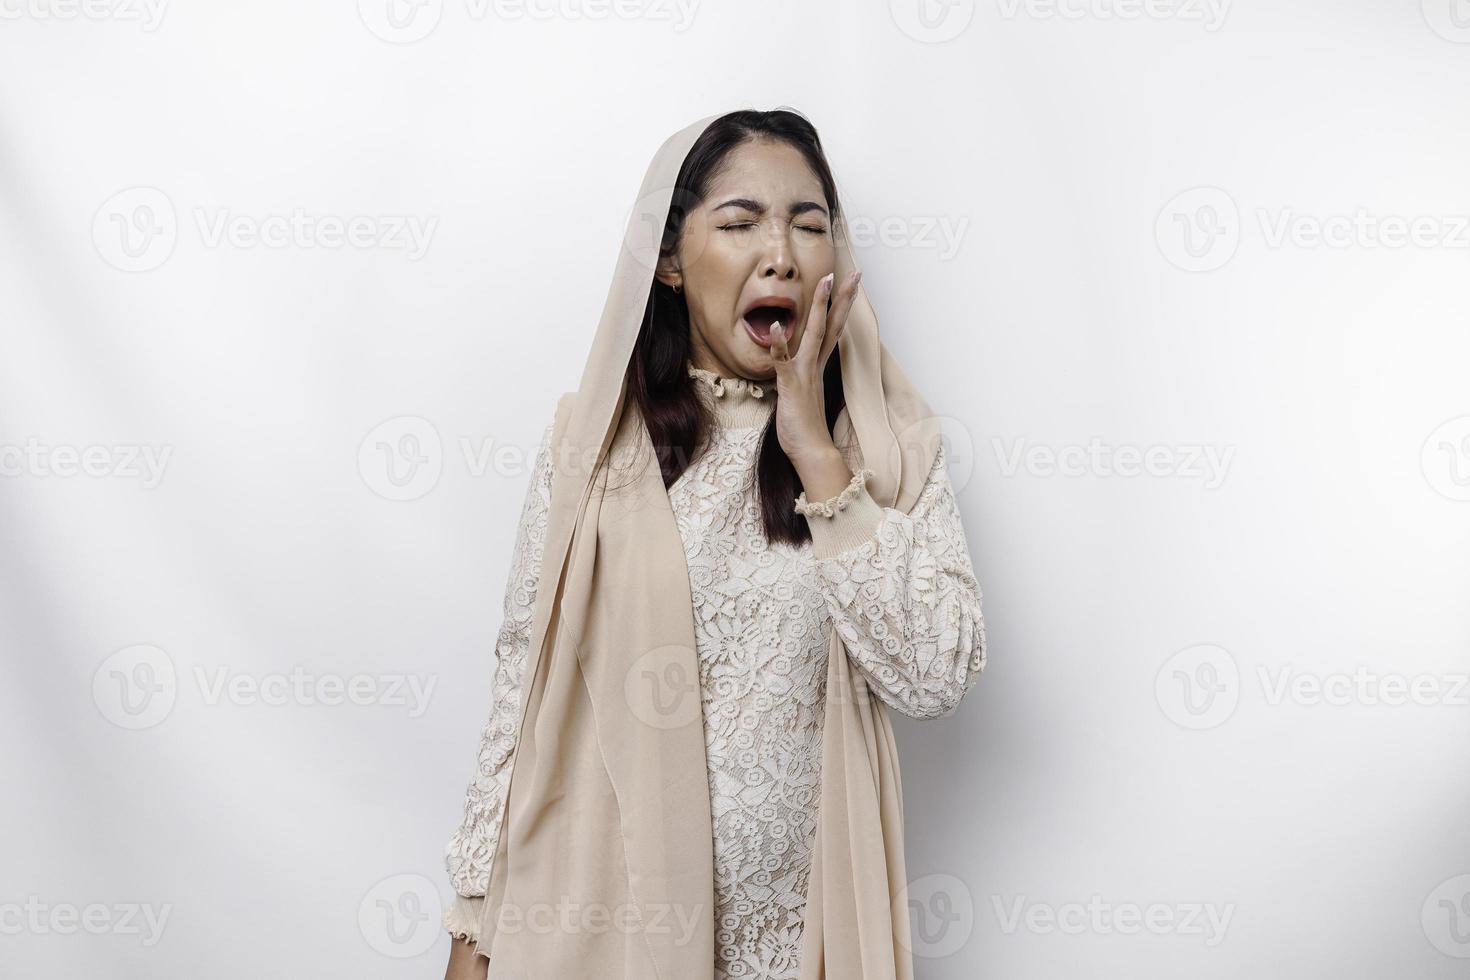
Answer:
xmin=768 ymin=268 xmax=862 ymax=467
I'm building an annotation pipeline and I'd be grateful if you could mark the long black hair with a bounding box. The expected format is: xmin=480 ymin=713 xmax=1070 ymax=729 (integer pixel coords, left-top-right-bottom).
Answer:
xmin=624 ymin=108 xmax=849 ymax=548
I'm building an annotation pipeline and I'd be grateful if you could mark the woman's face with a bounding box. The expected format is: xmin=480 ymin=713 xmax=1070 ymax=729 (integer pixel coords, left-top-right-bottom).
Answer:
xmin=659 ymin=138 xmax=836 ymax=382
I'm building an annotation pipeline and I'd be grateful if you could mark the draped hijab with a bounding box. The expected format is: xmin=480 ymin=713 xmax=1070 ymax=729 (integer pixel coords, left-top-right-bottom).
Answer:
xmin=471 ymin=112 xmax=942 ymax=980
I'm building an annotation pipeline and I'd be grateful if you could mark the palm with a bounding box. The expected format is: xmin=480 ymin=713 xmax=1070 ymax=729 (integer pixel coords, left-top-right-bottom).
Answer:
xmin=768 ymin=269 xmax=860 ymax=463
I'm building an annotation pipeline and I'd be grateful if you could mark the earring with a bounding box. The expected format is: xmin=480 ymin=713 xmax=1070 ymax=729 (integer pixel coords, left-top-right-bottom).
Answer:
xmin=673 ymin=283 xmax=682 ymax=294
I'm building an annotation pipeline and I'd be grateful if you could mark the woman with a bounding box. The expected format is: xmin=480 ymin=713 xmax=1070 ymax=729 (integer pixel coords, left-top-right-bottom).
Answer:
xmin=441 ymin=109 xmax=987 ymax=980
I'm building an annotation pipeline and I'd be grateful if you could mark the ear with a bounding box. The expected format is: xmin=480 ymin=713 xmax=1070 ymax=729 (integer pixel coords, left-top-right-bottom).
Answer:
xmin=653 ymin=254 xmax=682 ymax=292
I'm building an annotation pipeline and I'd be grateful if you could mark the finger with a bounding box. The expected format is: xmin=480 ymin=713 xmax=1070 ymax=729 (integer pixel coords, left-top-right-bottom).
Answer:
xmin=770 ymin=319 xmax=791 ymax=365
xmin=799 ymin=273 xmax=835 ymax=367
xmin=820 ymin=271 xmax=861 ymax=366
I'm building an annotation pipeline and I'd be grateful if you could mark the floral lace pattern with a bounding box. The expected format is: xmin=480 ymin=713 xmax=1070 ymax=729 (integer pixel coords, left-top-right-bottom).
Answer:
xmin=817 ymin=445 xmax=988 ymax=720
xmin=442 ymin=418 xmax=556 ymax=918
xmin=443 ymin=369 xmax=987 ymax=980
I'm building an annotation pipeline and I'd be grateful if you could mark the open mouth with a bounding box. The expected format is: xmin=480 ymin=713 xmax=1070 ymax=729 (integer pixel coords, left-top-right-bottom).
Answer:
xmin=740 ymin=298 xmax=798 ymax=347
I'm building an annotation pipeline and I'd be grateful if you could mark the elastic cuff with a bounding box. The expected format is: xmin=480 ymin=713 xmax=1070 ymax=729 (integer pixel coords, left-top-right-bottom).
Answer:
xmin=794 ymin=467 xmax=873 ymax=518
xmin=796 ymin=471 xmax=886 ymax=559
xmin=444 ymin=893 xmax=484 ymax=943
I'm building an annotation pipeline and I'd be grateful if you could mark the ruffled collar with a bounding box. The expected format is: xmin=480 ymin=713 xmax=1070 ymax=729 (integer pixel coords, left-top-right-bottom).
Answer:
xmin=687 ymin=363 xmax=776 ymax=429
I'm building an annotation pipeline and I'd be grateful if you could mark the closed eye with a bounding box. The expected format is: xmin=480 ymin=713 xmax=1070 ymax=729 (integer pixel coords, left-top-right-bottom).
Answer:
xmin=721 ymin=223 xmax=827 ymax=235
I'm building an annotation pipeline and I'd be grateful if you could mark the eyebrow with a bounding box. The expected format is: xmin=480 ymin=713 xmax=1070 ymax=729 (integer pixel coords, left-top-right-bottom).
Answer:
xmin=712 ymin=197 xmax=829 ymax=220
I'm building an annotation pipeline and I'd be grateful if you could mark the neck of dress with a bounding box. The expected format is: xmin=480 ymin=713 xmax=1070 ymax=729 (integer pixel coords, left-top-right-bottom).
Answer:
xmin=687 ymin=364 xmax=777 ymax=430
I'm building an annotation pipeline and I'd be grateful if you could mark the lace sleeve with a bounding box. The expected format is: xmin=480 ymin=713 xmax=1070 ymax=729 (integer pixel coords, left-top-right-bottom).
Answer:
xmin=442 ymin=417 xmax=557 ymax=942
xmin=803 ymin=443 xmax=988 ymax=720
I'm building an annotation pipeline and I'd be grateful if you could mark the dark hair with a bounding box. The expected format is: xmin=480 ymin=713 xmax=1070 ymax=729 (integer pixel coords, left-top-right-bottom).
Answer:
xmin=624 ymin=108 xmax=848 ymax=548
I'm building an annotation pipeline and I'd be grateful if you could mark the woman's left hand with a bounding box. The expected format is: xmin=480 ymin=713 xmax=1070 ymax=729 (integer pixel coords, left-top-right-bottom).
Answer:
xmin=769 ymin=268 xmax=862 ymax=466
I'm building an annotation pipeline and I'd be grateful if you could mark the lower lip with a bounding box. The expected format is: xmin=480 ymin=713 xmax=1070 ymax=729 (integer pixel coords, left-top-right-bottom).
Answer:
xmin=742 ymin=315 xmax=791 ymax=349
xmin=742 ymin=317 xmax=772 ymax=348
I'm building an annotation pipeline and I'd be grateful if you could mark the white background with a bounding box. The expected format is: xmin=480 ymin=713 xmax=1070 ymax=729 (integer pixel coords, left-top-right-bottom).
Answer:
xmin=2 ymin=1 xmax=1468 ymax=977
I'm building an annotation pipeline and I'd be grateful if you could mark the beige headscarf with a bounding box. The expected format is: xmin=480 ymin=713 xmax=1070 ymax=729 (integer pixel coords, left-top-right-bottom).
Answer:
xmin=471 ymin=111 xmax=942 ymax=979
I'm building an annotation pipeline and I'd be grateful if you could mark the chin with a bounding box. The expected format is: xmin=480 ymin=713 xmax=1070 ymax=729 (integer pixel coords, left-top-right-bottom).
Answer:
xmin=731 ymin=345 xmax=775 ymax=380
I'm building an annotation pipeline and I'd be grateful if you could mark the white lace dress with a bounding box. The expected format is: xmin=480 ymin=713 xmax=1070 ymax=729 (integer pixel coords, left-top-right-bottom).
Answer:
xmin=443 ymin=364 xmax=987 ymax=980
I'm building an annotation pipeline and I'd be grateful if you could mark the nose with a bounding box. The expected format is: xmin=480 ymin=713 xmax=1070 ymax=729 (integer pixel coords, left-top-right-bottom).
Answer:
xmin=756 ymin=221 xmax=797 ymax=280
